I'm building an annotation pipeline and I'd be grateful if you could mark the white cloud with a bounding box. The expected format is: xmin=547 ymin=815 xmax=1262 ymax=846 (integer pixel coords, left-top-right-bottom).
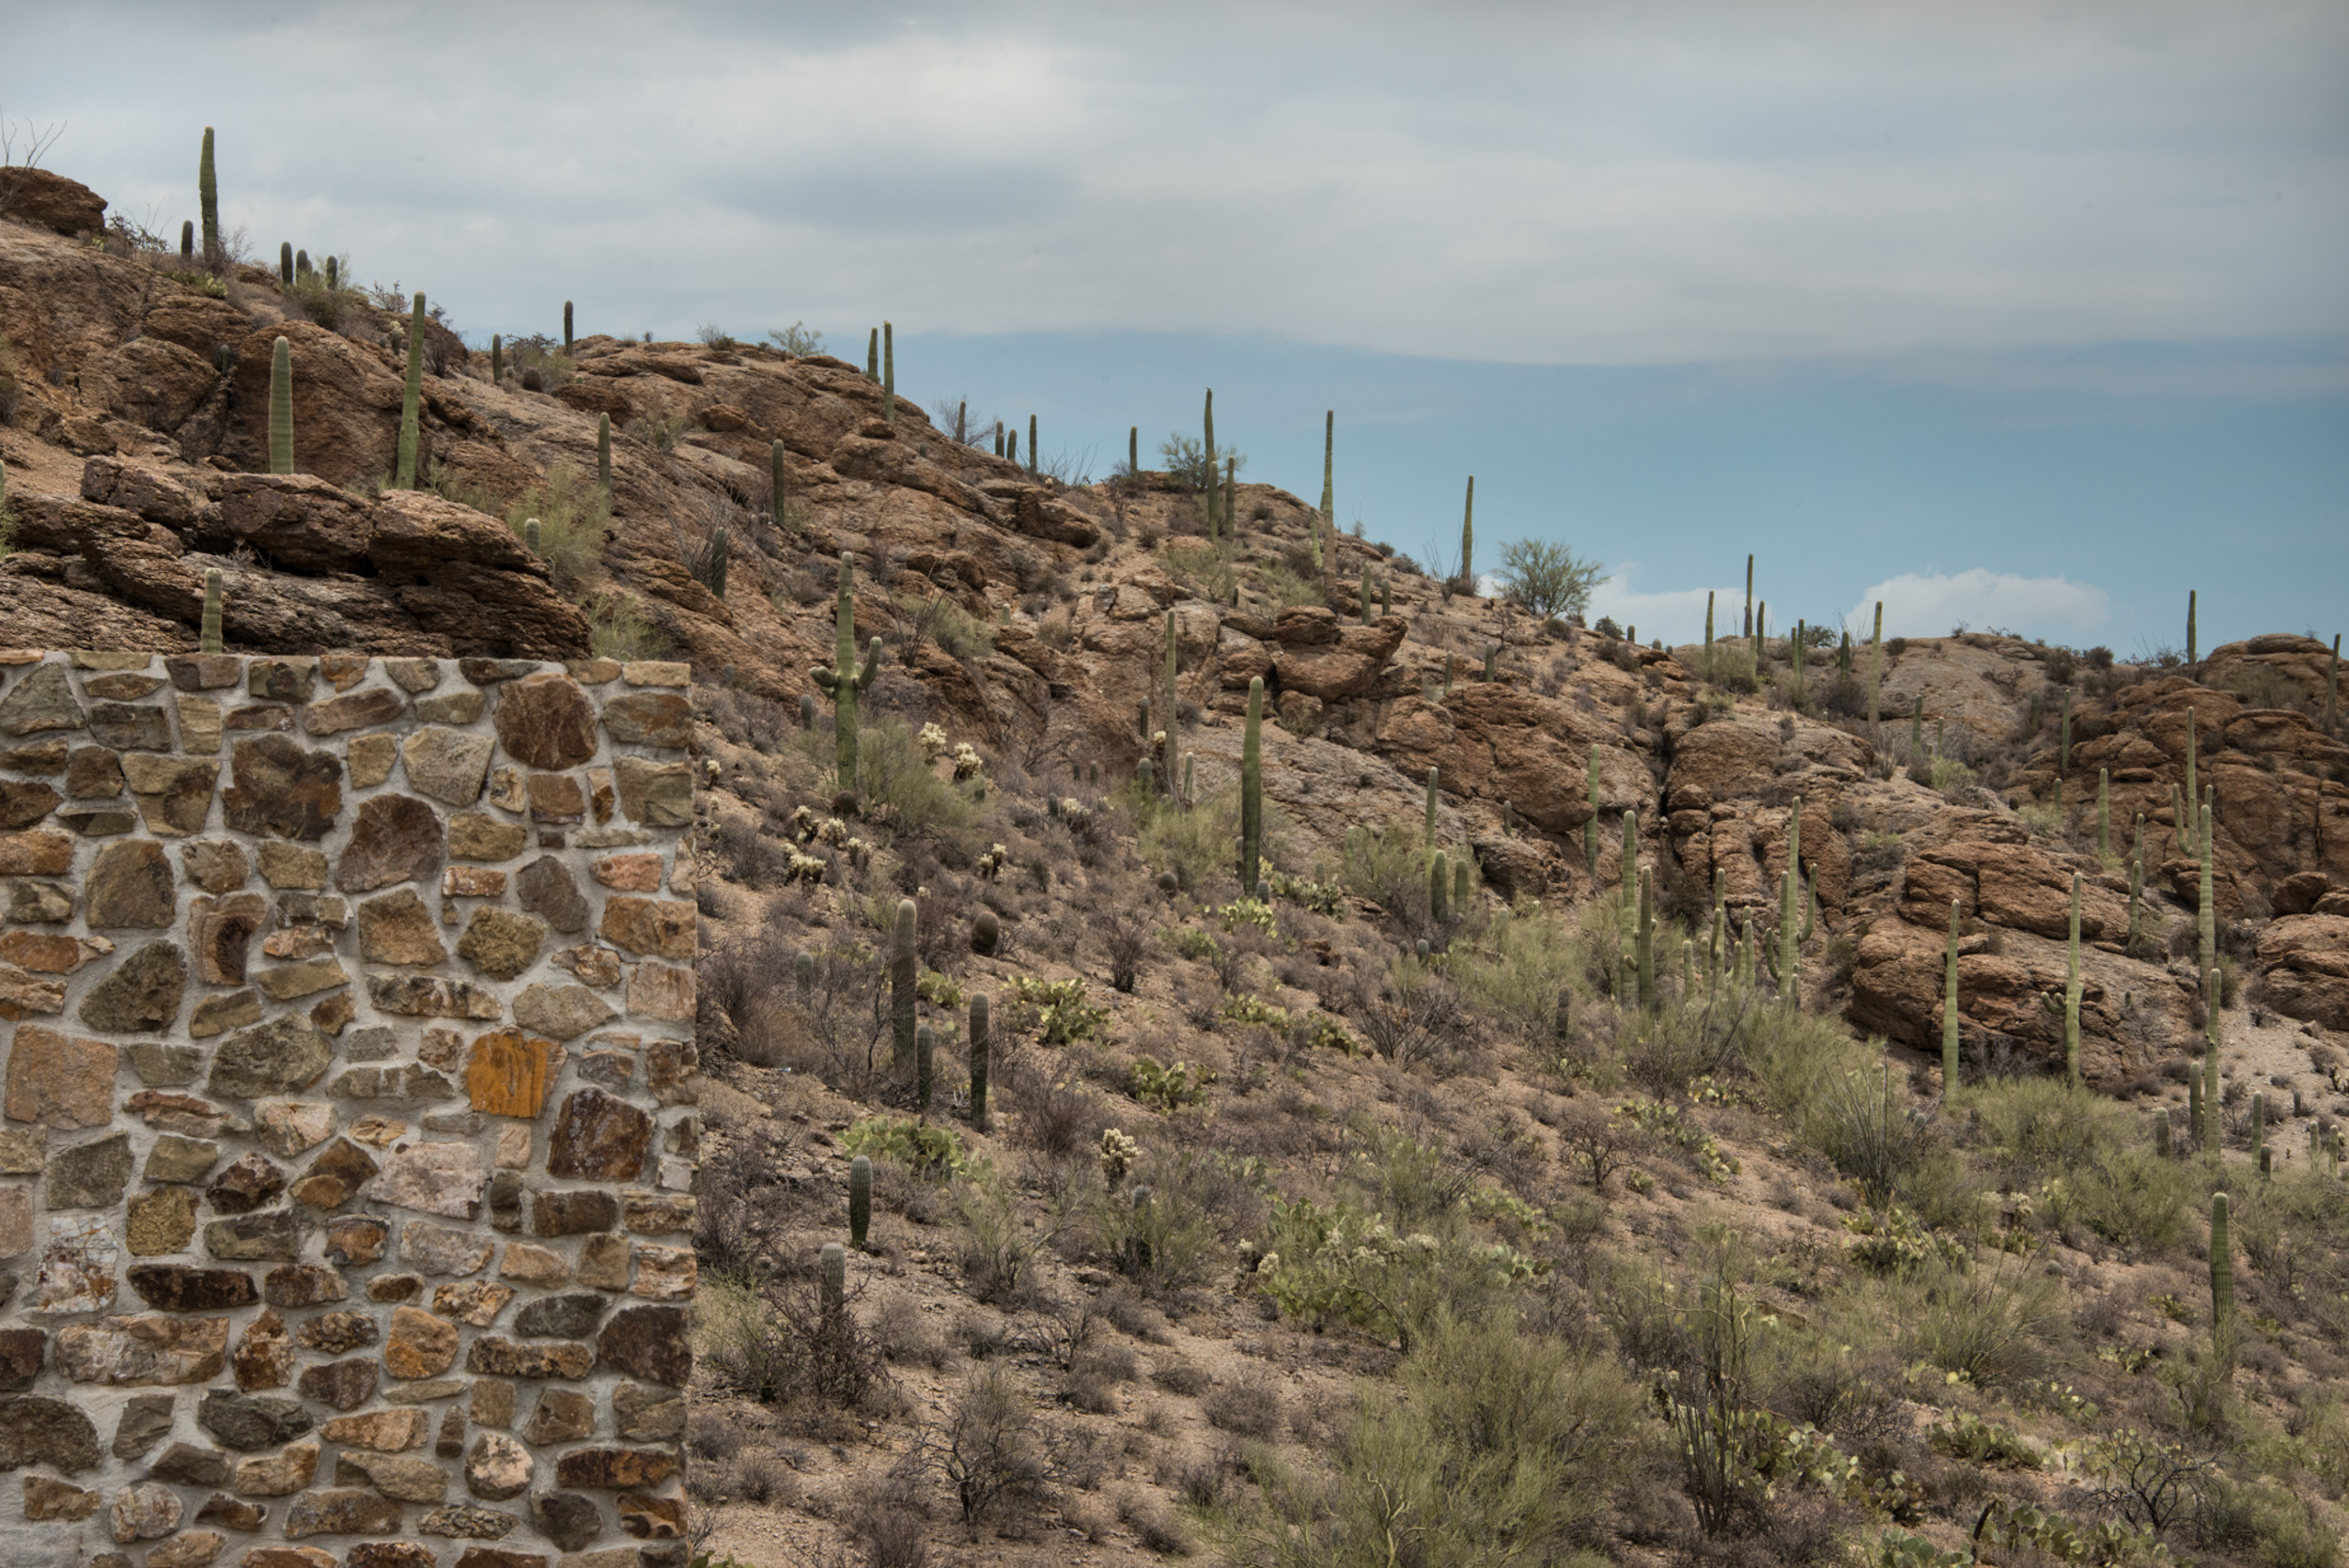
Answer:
xmin=1843 ymin=570 xmax=2112 ymax=643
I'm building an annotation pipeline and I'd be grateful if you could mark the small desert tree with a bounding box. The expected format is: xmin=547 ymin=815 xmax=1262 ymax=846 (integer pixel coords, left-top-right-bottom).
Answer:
xmin=1497 ymin=538 xmax=1605 ymax=623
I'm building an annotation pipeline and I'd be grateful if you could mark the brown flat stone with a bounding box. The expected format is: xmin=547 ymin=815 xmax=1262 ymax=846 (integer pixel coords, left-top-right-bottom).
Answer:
xmin=124 ymin=1187 xmax=200 ymax=1255
xmin=0 ymin=778 xmax=59 ymax=828
xmin=230 ymin=1309 xmax=290 ymax=1390
xmin=547 ymin=1089 xmax=652 ymax=1182
xmin=625 ymin=964 xmax=694 ymax=1022
xmin=448 ymin=813 xmax=529 ymax=862
xmin=384 ymin=1305 xmax=461 ymax=1379
xmin=303 ymin=687 xmax=406 ymax=736
xmin=464 ymin=1030 xmax=555 ymax=1119
xmin=493 ymin=673 xmax=599 ymax=768
xmin=612 ymin=757 xmax=690 ymax=827
xmin=458 ymin=908 xmax=546 ymax=980
xmin=257 ymin=841 xmax=328 ymax=890
xmin=0 ymin=664 xmax=86 ymax=735
xmin=78 ymin=939 xmax=187 ymax=1032
xmin=597 ymin=897 xmax=694 ymax=961
xmin=321 ymin=1407 xmax=430 ymax=1452
xmin=366 ymin=974 xmax=504 ymax=1020
xmin=359 ymin=887 xmax=448 ymax=966
xmin=336 ymin=794 xmax=444 ymax=893
xmin=402 ymin=727 xmax=495 ymax=807
xmin=124 ymin=1264 xmax=256 ymax=1312
xmin=283 ymin=1486 xmax=401 ymax=1538
xmin=553 ymin=1447 xmax=677 ymax=1490
xmin=122 ymin=753 xmax=219 ymax=834
xmin=88 ymin=837 xmax=178 ymax=927
xmin=221 ymin=735 xmax=344 ymax=841
xmin=464 ymin=1338 xmax=595 ymax=1379
xmin=297 ymin=1355 xmax=380 ymax=1411
xmin=595 ymin=1305 xmax=690 ymax=1386
xmin=0 ymin=832 xmax=76 ymax=878
xmin=348 ymin=732 xmax=399 ymax=788
xmin=188 ymin=989 xmax=264 ymax=1039
xmin=190 ymin=892 xmax=268 ymax=984
xmin=56 ymin=1315 xmax=229 ymax=1386
xmin=4 ymin=1022 xmax=117 ymax=1128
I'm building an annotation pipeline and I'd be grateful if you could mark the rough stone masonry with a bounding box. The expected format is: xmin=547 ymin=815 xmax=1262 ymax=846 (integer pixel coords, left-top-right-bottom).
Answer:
xmin=0 ymin=651 xmax=698 ymax=1568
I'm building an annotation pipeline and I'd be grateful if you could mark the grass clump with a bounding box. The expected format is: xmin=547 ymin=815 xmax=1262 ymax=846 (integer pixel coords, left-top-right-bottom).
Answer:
xmin=505 ymin=462 xmax=609 ymax=588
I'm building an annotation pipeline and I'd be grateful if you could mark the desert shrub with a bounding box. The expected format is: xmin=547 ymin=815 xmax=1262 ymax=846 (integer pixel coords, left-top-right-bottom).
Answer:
xmin=2218 ymin=664 xmax=2309 ymax=713
xmin=843 ymin=1116 xmax=969 ymax=1181
xmin=1216 ymin=1308 xmax=1640 ymax=1567
xmin=505 ymin=462 xmax=608 ymax=588
xmin=1142 ymin=783 xmax=1245 ymax=893
xmin=284 ymin=258 xmax=361 ymax=329
xmin=1259 ymin=562 xmax=1324 ymax=611
xmin=1799 ymin=1062 xmax=1932 ymax=1206
xmin=695 ymin=1273 xmax=891 ymax=1410
xmin=1354 ymin=952 xmax=1462 ymax=1070
xmin=998 ymin=1051 xmax=1109 ymax=1158
xmin=1895 ymin=1251 xmax=2067 ymax=1390
xmin=2233 ymin=1166 xmax=2349 ymax=1324
xmin=853 ymin=717 xmax=977 ymax=851
xmin=585 ymin=593 xmax=668 ymax=661
xmin=1928 ymin=1410 xmax=2042 ymax=1468
xmin=921 ymin=1366 xmax=1050 ymax=1524
xmin=1205 ymin=1371 xmax=1285 ymax=1438
xmin=953 ymin=1166 xmax=1034 ymax=1304
xmin=1002 ymin=975 xmax=1110 ymax=1046
xmin=1163 ymin=540 xmax=1237 ymax=601
xmin=1100 ymin=909 xmax=1149 ymax=993
xmin=1449 ymin=898 xmax=1578 ymax=1042
xmin=1088 ymin=1155 xmax=1225 ymax=1298
xmin=1339 ymin=820 xmax=1436 ymax=932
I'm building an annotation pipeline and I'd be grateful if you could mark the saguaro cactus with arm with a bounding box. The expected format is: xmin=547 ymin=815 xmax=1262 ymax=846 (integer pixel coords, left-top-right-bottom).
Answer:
xmin=809 ymin=553 xmax=883 ymax=793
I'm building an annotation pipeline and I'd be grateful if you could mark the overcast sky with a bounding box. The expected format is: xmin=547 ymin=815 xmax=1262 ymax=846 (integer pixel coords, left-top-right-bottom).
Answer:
xmin=8 ymin=1 xmax=2344 ymax=644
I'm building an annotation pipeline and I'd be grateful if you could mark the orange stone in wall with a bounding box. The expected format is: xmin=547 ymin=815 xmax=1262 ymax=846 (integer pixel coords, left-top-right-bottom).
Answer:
xmin=464 ymin=1029 xmax=555 ymax=1119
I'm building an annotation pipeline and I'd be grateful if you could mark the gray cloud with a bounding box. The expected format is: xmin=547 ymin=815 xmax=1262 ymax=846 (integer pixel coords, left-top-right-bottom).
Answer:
xmin=5 ymin=0 xmax=2342 ymax=362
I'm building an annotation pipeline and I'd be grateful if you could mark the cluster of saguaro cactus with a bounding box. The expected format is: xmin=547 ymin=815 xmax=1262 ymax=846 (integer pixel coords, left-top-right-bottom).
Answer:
xmin=809 ymin=552 xmax=883 ymax=794
xmin=268 ymin=335 xmax=293 ymax=475
xmin=1943 ymin=899 xmax=1962 ymax=1090
xmin=394 ymin=293 xmax=427 ymax=489
xmin=1239 ymin=676 xmax=1263 ymax=892
xmin=198 ymin=127 xmax=220 ymax=263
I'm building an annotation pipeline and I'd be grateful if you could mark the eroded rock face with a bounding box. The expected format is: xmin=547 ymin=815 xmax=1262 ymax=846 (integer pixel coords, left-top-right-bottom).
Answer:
xmin=2256 ymin=914 xmax=2349 ymax=1029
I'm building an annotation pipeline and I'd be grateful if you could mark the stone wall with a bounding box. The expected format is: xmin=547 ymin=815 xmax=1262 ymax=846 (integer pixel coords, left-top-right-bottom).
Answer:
xmin=0 ymin=652 xmax=698 ymax=1568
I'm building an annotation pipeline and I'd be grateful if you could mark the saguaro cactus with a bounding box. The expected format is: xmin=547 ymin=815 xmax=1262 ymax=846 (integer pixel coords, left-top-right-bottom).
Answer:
xmin=1029 ymin=414 xmax=1039 ymax=477
xmin=490 ymin=334 xmax=503 ymax=383
xmin=2155 ymin=1107 xmax=2170 ymax=1158
xmin=179 ymin=220 xmax=194 ymax=262
xmin=1743 ymin=553 xmax=1754 ymax=640
xmin=198 ymin=127 xmax=220 ymax=263
xmin=1424 ymin=766 xmax=1439 ymax=847
xmin=1361 ymin=567 xmax=1375 ymax=626
xmin=1454 ymin=857 xmax=1470 ymax=910
xmin=1930 ymin=897 xmax=1959 ymax=1093
xmin=1239 ymin=676 xmax=1263 ymax=893
xmin=969 ymin=993 xmax=990 ymax=1128
xmin=1779 ymin=799 xmax=1806 ymax=1014
xmin=1203 ymin=388 xmax=1217 ymax=536
xmin=2186 ymin=589 xmax=2198 ymax=664
xmin=1127 ymin=425 xmax=1136 ymax=478
xmin=394 ymin=292 xmax=427 ymax=489
xmin=882 ymin=320 xmax=895 ymax=424
xmin=865 ymin=327 xmax=878 ymax=379
xmin=268 ymin=334 xmax=293 ymax=475
xmin=1317 ymin=410 xmax=1334 ymax=571
xmin=810 ymin=552 xmax=883 ymax=792
xmin=891 ymin=898 xmax=917 ymax=1069
xmin=278 ymin=241 xmax=292 ymax=284
xmin=822 ymin=1242 xmax=845 ymax=1316
xmin=1430 ymin=850 xmax=1450 ymax=925
xmin=849 ymin=1156 xmax=871 ymax=1246
xmin=1459 ymin=475 xmax=1474 ymax=591
xmin=2210 ymin=1191 xmax=2232 ymax=1368
xmin=563 ymin=301 xmax=574 ymax=350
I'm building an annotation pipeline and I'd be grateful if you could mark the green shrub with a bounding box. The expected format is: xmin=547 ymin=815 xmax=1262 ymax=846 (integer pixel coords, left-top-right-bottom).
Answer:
xmin=1928 ymin=1410 xmax=2042 ymax=1468
xmin=1128 ymin=1055 xmax=1213 ymax=1110
xmin=1218 ymin=1308 xmax=1641 ymax=1568
xmin=1897 ymin=1252 xmax=2067 ymax=1390
xmin=1339 ymin=819 xmax=1435 ymax=926
xmin=585 ymin=593 xmax=667 ymax=661
xmin=504 ymin=462 xmax=609 ymax=588
xmin=1002 ymin=975 xmax=1109 ymax=1046
xmin=1450 ymin=898 xmax=1579 ymax=1042
xmin=283 ymin=258 xmax=359 ymax=328
xmin=1798 ymin=1062 xmax=1931 ymax=1205
xmin=1258 ymin=562 xmax=1324 ymax=611
xmin=1163 ymin=540 xmax=1237 ymax=600
xmin=852 ymin=717 xmax=976 ymax=850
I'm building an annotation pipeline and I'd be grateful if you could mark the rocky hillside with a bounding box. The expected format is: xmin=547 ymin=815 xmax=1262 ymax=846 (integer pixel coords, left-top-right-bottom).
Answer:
xmin=7 ymin=166 xmax=2349 ymax=1567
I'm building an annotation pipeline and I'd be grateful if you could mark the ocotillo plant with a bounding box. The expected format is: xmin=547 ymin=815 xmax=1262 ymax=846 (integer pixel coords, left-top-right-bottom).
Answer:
xmin=268 ymin=335 xmax=293 ymax=475
xmin=198 ymin=127 xmax=219 ymax=263
xmin=891 ymin=898 xmax=918 ymax=1069
xmin=598 ymin=413 xmax=612 ymax=492
xmin=1430 ymin=850 xmax=1450 ymax=925
xmin=1317 ymin=410 xmax=1334 ymax=572
xmin=916 ymin=1023 xmax=934 ymax=1110
xmin=278 ymin=241 xmax=292 ymax=284
xmin=2210 ymin=1192 xmax=2232 ymax=1369
xmin=809 ymin=552 xmax=883 ymax=793
xmin=1162 ymin=609 xmax=1180 ymax=788
xmin=1943 ymin=899 xmax=1962 ymax=1091
xmin=490 ymin=334 xmax=502 ymax=382
xmin=563 ymin=301 xmax=574 ymax=350
xmin=1459 ymin=475 xmax=1474 ymax=591
xmin=1585 ymin=752 xmax=1602 ymax=878
xmin=1239 ymin=676 xmax=1263 ymax=893
xmin=969 ymin=994 xmax=990 ymax=1128
xmin=1423 ymin=767 xmax=1439 ymax=846
xmin=1636 ymin=865 xmax=1657 ymax=1010
xmin=821 ymin=1242 xmax=845 ymax=1316
xmin=849 ymin=1156 xmax=871 ymax=1246
xmin=2186 ymin=589 xmax=2198 ymax=664
xmin=882 ymin=320 xmax=894 ymax=424
xmin=200 ymin=569 xmax=225 ymax=654
xmin=394 ymin=292 xmax=427 ymax=489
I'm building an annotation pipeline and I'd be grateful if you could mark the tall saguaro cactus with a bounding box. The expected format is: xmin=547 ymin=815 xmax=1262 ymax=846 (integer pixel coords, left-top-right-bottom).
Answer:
xmin=1743 ymin=554 xmax=1754 ymax=640
xmin=810 ymin=552 xmax=883 ymax=793
xmin=563 ymin=301 xmax=574 ymax=350
xmin=1779 ymin=799 xmax=1806 ymax=1015
xmin=1239 ymin=676 xmax=1264 ymax=893
xmin=1459 ymin=475 xmax=1474 ymax=591
xmin=268 ymin=334 xmax=294 ymax=475
xmin=490 ymin=334 xmax=503 ymax=383
xmin=1430 ymin=850 xmax=1450 ymax=925
xmin=1029 ymin=414 xmax=1038 ymax=477
xmin=198 ymin=127 xmax=220 ymax=264
xmin=278 ymin=241 xmax=293 ymax=284
xmin=1636 ymin=865 xmax=1657 ymax=1011
xmin=891 ymin=898 xmax=918 ymax=1069
xmin=1203 ymin=388 xmax=1217 ymax=537
xmin=1317 ymin=410 xmax=1334 ymax=572
xmin=1943 ymin=899 xmax=1962 ymax=1091
xmin=2186 ymin=590 xmax=2198 ymax=664
xmin=882 ymin=320 xmax=895 ymax=424
xmin=395 ymin=292 xmax=427 ymax=489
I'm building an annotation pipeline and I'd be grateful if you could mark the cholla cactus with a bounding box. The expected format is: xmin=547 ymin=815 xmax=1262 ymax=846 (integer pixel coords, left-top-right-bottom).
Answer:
xmin=951 ymin=743 xmax=983 ymax=781
xmin=975 ymin=843 xmax=1009 ymax=879
xmin=786 ymin=852 xmax=828 ymax=884
xmin=787 ymin=805 xmax=819 ymax=841
xmin=1056 ymin=797 xmax=1090 ymax=824
xmin=918 ymin=722 xmax=950 ymax=760
xmin=1099 ymin=1127 xmax=1140 ymax=1188
xmin=817 ymin=816 xmax=849 ymax=846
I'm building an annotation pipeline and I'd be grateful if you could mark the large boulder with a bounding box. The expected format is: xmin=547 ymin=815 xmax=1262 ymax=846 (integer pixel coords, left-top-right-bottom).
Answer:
xmin=0 ymin=168 xmax=105 ymax=236
xmin=223 ymin=320 xmax=407 ymax=487
xmin=2255 ymin=914 xmax=2349 ymax=1030
xmin=1375 ymin=684 xmax=1647 ymax=836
